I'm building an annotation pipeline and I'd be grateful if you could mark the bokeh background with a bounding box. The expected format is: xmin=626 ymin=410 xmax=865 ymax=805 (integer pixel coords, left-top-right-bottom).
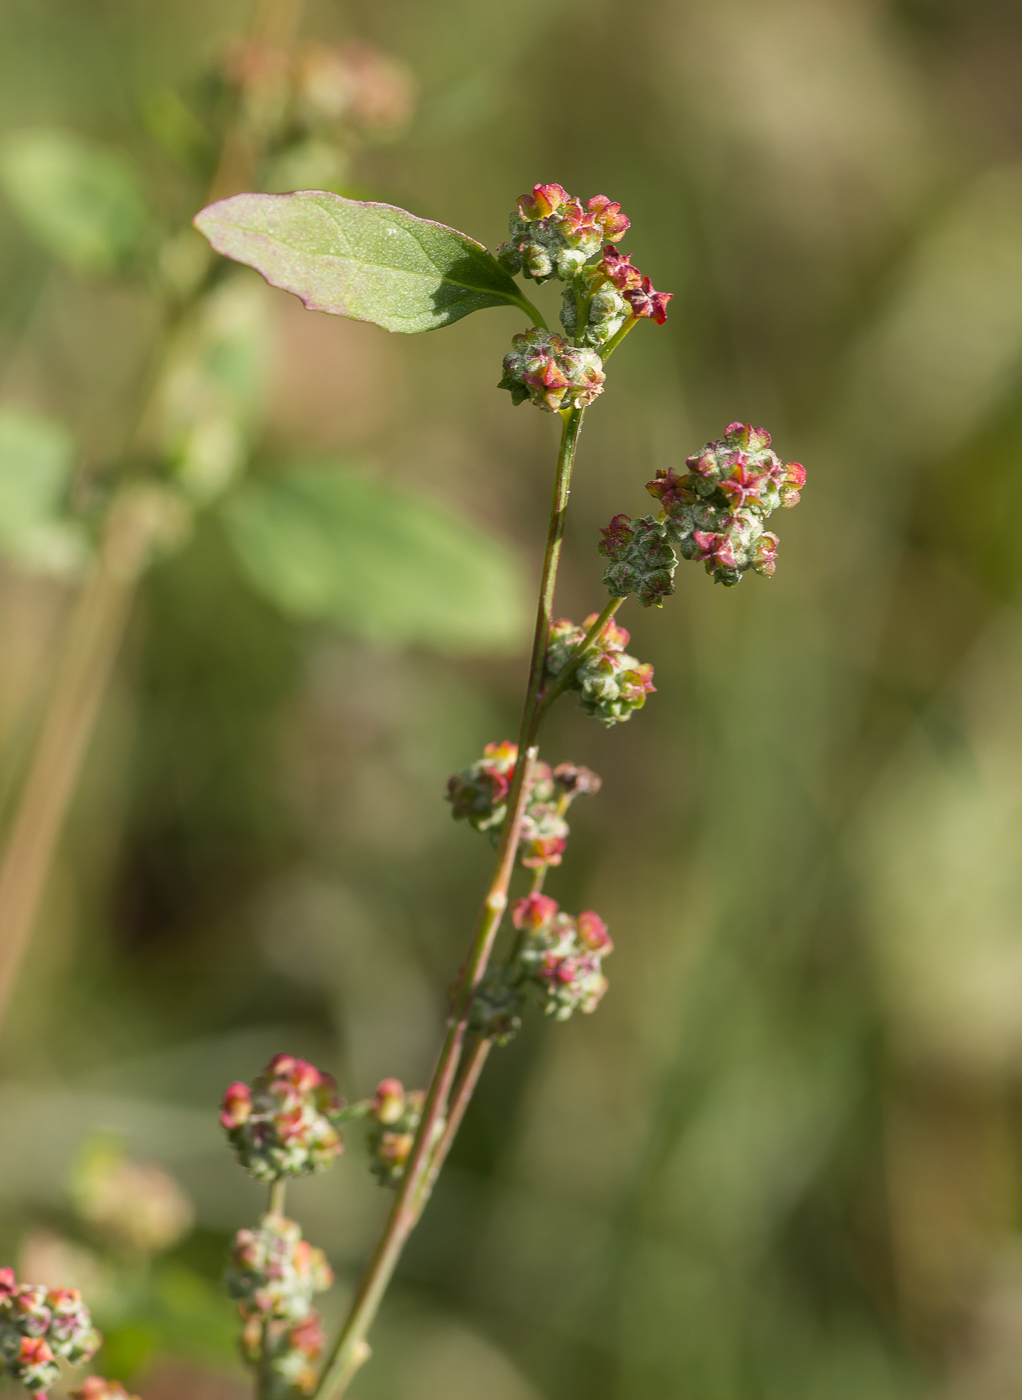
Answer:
xmin=3 ymin=0 xmax=1022 ymax=1396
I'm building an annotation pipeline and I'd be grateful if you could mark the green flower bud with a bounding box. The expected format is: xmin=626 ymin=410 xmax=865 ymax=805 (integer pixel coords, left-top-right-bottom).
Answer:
xmin=597 ymin=514 xmax=677 ymax=607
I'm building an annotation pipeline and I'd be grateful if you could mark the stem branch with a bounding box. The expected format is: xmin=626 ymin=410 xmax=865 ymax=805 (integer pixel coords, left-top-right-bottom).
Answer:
xmin=539 ymin=595 xmax=625 ymax=716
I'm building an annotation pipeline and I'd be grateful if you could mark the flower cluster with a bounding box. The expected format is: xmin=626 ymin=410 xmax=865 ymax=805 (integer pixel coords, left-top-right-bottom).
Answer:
xmin=498 ymin=329 xmax=605 ymax=412
xmin=70 ymin=1139 xmax=194 ymax=1255
xmin=646 ymin=423 xmax=806 ymax=587
xmin=71 ymin=1381 xmax=140 ymax=1400
xmin=447 ymin=745 xmax=601 ymax=869
xmin=226 ymin=1214 xmax=333 ymax=1322
xmin=559 ymin=245 xmax=673 ymax=348
xmin=546 ymin=615 xmax=655 ymax=726
xmin=220 ymin=1054 xmax=344 ymax=1182
xmin=496 ymin=185 xmax=671 ymax=409
xmin=241 ymin=1313 xmax=326 ymax=1399
xmin=599 ymin=247 xmax=672 ymax=324
xmin=364 ymin=1079 xmax=427 ymax=1187
xmin=0 ymin=1270 xmax=101 ymax=1393
xmin=598 ymin=514 xmax=677 ymax=607
xmin=470 ymin=894 xmax=613 ymax=1040
xmin=514 ymin=894 xmax=613 ymax=1020
xmin=497 ymin=183 xmax=629 ymax=284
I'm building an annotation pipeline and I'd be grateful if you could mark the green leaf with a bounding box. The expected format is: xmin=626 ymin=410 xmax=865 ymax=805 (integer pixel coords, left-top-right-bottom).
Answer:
xmin=0 ymin=406 xmax=88 ymax=573
xmin=194 ymin=191 xmax=536 ymax=333
xmin=221 ymin=461 xmax=530 ymax=653
xmin=0 ymin=127 xmax=151 ymax=274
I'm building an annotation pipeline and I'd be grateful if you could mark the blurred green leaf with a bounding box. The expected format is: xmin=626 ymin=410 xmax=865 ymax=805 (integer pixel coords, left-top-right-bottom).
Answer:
xmin=221 ymin=462 xmax=530 ymax=653
xmin=157 ymin=275 xmax=271 ymax=504
xmin=0 ymin=127 xmax=151 ymax=274
xmin=0 ymin=405 xmax=88 ymax=574
xmin=193 ymin=192 xmax=533 ymax=332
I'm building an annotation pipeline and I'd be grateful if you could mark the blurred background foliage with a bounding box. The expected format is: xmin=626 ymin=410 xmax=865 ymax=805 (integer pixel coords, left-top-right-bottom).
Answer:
xmin=1 ymin=0 xmax=1022 ymax=1397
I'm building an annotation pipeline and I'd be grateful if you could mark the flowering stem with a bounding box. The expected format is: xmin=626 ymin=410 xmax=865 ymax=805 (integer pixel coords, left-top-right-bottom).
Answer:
xmin=269 ymin=1179 xmax=287 ymax=1215
xmin=538 ymin=595 xmax=625 ymax=716
xmin=315 ymin=407 xmax=587 ymax=1400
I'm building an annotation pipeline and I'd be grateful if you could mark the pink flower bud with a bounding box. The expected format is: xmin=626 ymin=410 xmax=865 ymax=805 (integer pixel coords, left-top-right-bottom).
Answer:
xmin=372 ymin=1078 xmax=406 ymax=1125
xmin=518 ymin=183 xmax=571 ymax=220
xmin=624 ymin=277 xmax=673 ymax=324
xmin=577 ymin=911 xmax=613 ymax=954
xmin=512 ymin=893 xmax=559 ymax=932
xmin=599 ymin=246 xmax=642 ymax=290
xmin=18 ymin=1337 xmax=54 ymax=1365
xmin=587 ymin=196 xmax=630 ymax=241
xmin=220 ymin=1081 xmax=253 ymax=1130
xmin=289 ymin=1312 xmax=325 ymax=1358
xmin=267 ymin=1054 xmax=322 ymax=1094
xmin=0 ymin=1266 xmax=16 ymax=1298
xmin=71 ymin=1380 xmax=140 ymax=1400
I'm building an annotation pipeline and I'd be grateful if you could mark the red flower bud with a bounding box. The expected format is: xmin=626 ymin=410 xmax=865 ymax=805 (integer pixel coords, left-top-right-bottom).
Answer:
xmin=624 ymin=277 xmax=672 ymax=324
xmin=587 ymin=195 xmax=630 ymax=241
xmin=518 ymin=183 xmax=571 ymax=220
xmin=372 ymin=1078 xmax=406 ymax=1125
xmin=599 ymin=246 xmax=642 ymax=290
xmin=18 ymin=1337 xmax=54 ymax=1365
xmin=512 ymin=893 xmax=559 ymax=932
xmin=220 ymin=1081 xmax=253 ymax=1130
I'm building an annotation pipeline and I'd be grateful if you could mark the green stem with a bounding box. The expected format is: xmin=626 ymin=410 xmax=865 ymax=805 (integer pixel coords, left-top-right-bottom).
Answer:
xmin=600 ymin=315 xmax=638 ymax=361
xmin=258 ymin=1178 xmax=289 ymax=1399
xmin=514 ymin=294 xmax=549 ymax=331
xmin=314 ymin=407 xmax=586 ymax=1400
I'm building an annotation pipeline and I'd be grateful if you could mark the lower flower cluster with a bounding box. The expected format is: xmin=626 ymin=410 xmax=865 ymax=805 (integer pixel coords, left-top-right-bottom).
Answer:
xmin=226 ymin=1214 xmax=333 ymax=1399
xmin=364 ymin=1078 xmax=427 ymax=1187
xmin=0 ymin=1270 xmax=101 ymax=1393
xmin=220 ymin=1054 xmax=344 ymax=1182
xmin=546 ymin=616 xmax=655 ymax=726
xmin=446 ymin=742 xmax=601 ymax=868
xmin=470 ymin=893 xmax=613 ymax=1042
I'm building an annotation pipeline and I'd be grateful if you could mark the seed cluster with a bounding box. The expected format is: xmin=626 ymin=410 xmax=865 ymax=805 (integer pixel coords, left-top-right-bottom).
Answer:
xmin=227 ymin=1214 xmax=334 ymax=1399
xmin=220 ymin=1054 xmax=344 ymax=1182
xmin=645 ymin=423 xmax=806 ymax=587
xmin=470 ymin=893 xmax=613 ymax=1041
xmin=0 ymin=1271 xmax=101 ymax=1394
xmin=546 ymin=616 xmax=655 ymax=726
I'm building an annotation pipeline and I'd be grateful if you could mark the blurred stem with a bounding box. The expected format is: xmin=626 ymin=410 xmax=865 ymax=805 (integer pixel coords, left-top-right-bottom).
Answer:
xmin=315 ymin=407 xmax=586 ymax=1400
xmin=0 ymin=493 xmax=162 ymax=1027
xmin=0 ymin=0 xmax=300 ymax=1037
xmin=257 ymin=1178 xmax=289 ymax=1399
xmin=208 ymin=0 xmax=307 ymax=201
xmin=417 ymin=1036 xmax=493 ymax=1201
